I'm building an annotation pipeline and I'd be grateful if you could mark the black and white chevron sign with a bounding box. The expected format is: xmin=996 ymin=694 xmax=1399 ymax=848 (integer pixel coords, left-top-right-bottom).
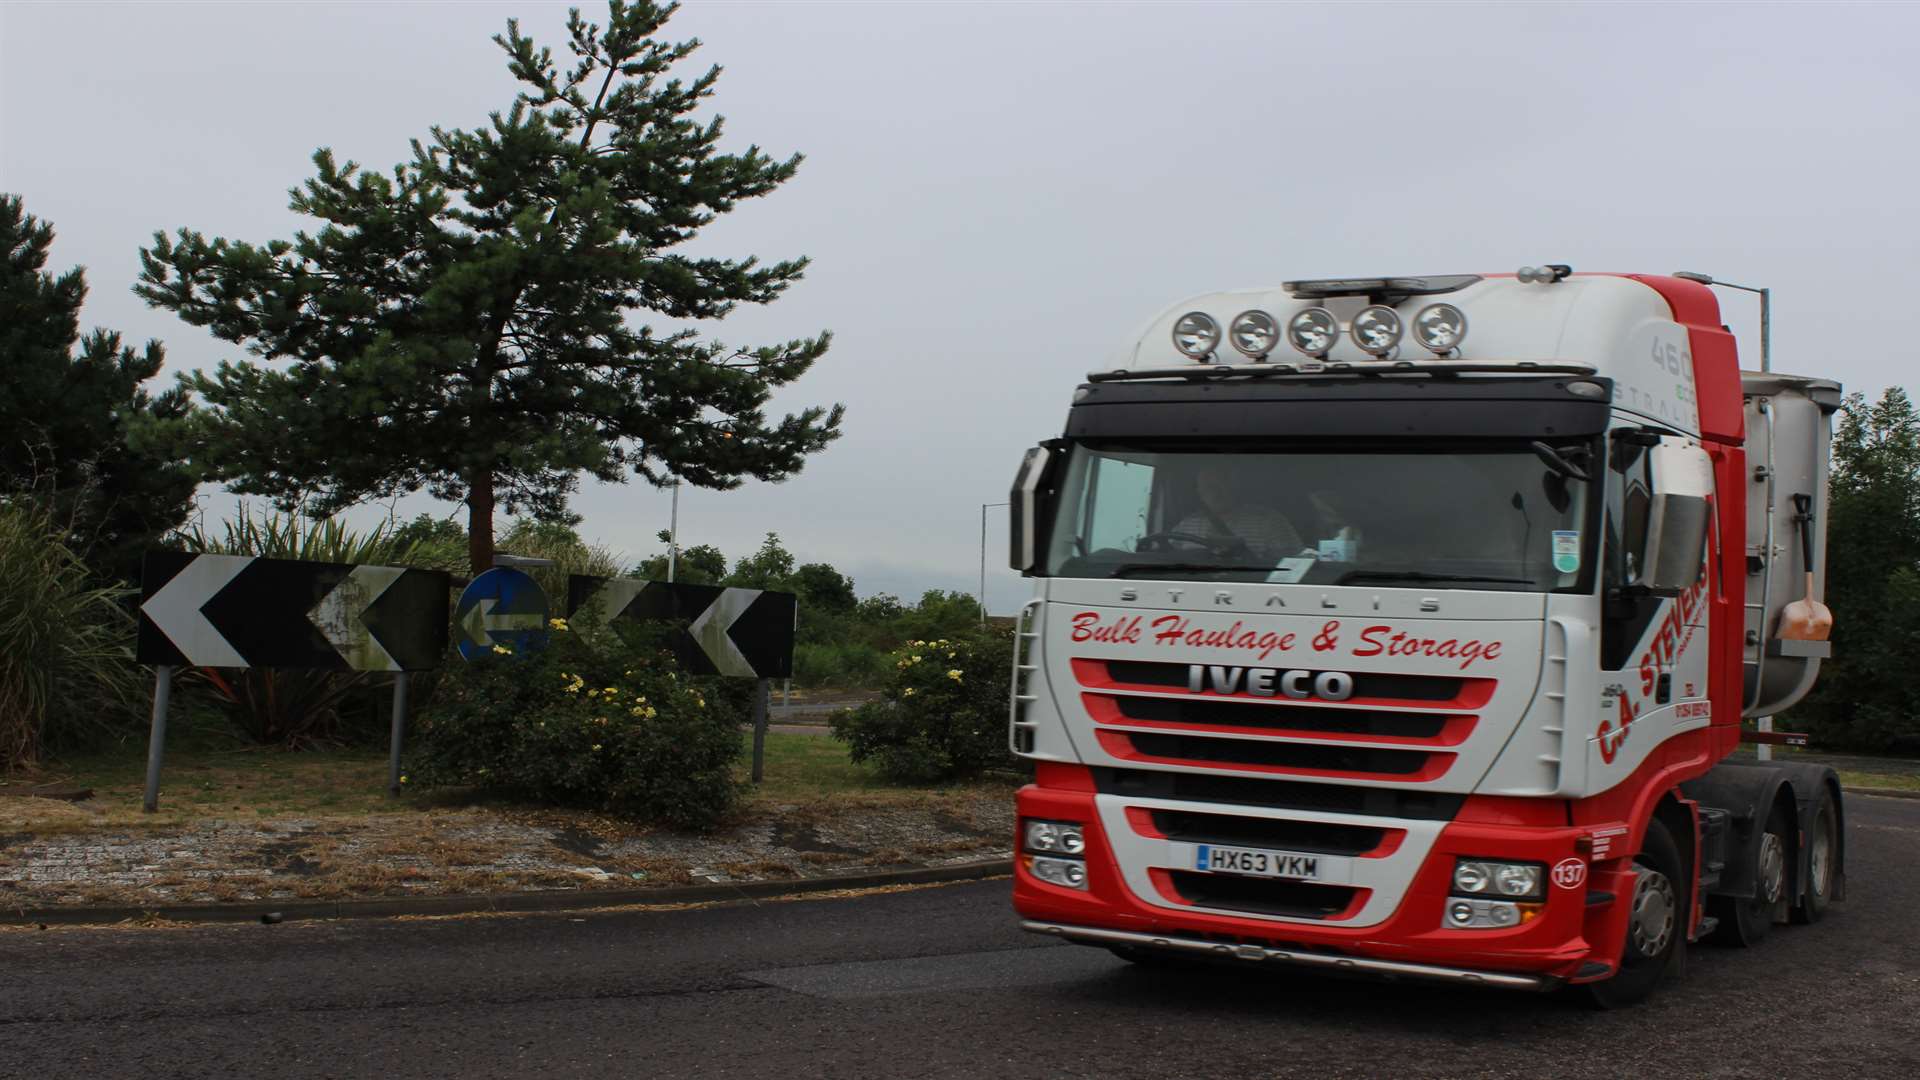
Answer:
xmin=137 ymin=552 xmax=451 ymax=671
xmin=566 ymin=577 xmax=795 ymax=679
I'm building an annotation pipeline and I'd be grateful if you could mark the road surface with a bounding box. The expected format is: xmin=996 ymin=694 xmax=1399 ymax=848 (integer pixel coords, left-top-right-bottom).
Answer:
xmin=2 ymin=797 xmax=1915 ymax=1079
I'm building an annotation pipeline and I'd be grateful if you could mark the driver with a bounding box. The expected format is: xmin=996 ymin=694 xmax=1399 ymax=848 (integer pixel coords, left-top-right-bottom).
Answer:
xmin=1170 ymin=470 xmax=1303 ymax=560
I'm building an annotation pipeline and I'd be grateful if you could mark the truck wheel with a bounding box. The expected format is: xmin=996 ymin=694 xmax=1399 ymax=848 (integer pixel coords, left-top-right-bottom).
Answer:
xmin=1710 ymin=800 xmax=1792 ymax=946
xmin=1585 ymin=817 xmax=1684 ymax=1009
xmin=1791 ymin=787 xmax=1838 ymax=925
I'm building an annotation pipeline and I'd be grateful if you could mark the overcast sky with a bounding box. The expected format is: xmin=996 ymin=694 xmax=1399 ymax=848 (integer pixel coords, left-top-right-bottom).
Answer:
xmin=4 ymin=0 xmax=1917 ymax=611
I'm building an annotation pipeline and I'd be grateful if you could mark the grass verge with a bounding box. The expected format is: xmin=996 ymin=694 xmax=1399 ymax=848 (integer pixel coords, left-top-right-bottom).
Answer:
xmin=1838 ymin=770 xmax=1920 ymax=793
xmin=1 ymin=731 xmax=1019 ymax=832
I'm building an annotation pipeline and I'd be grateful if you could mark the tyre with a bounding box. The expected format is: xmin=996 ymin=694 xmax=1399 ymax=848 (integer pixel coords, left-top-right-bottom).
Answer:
xmin=1791 ymin=786 xmax=1838 ymax=925
xmin=1710 ymin=800 xmax=1792 ymax=946
xmin=1585 ymin=817 xmax=1685 ymax=1009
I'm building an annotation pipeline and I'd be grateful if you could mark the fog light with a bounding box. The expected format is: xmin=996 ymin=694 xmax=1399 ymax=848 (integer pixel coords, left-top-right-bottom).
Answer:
xmin=1030 ymin=855 xmax=1088 ymax=890
xmin=1024 ymin=820 xmax=1085 ymax=855
xmin=1441 ymin=898 xmax=1532 ymax=930
xmin=1172 ymin=312 xmax=1221 ymax=360
xmin=1286 ymin=308 xmax=1339 ymax=358
xmin=1412 ymin=303 xmax=1467 ymax=354
xmin=1228 ymin=310 xmax=1280 ymax=359
xmin=1349 ymin=305 xmax=1402 ymax=356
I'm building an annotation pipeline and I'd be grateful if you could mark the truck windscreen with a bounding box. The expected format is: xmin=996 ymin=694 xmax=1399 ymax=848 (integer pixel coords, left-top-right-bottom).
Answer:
xmin=1042 ymin=441 xmax=1595 ymax=593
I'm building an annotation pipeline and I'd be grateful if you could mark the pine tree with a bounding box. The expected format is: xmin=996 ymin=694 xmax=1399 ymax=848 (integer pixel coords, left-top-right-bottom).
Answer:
xmin=136 ymin=1 xmax=842 ymax=572
xmin=0 ymin=195 xmax=197 ymax=578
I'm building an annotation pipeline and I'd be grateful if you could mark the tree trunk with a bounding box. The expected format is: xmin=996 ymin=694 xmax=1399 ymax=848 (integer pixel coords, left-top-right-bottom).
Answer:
xmin=467 ymin=471 xmax=495 ymax=574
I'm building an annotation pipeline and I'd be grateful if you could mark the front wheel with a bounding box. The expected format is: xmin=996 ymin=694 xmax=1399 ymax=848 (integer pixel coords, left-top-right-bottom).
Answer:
xmin=1585 ymin=817 xmax=1685 ymax=1009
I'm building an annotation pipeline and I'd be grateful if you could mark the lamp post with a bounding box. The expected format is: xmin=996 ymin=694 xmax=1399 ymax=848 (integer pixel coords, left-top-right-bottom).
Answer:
xmin=1674 ymin=271 xmax=1770 ymax=372
xmin=980 ymin=501 xmax=1009 ymax=626
xmin=666 ymin=477 xmax=681 ymax=582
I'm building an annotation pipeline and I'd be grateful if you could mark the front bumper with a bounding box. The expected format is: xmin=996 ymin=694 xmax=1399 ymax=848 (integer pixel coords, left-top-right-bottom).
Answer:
xmin=1015 ymin=778 xmax=1629 ymax=985
xmin=1023 ymin=920 xmax=1557 ymax=991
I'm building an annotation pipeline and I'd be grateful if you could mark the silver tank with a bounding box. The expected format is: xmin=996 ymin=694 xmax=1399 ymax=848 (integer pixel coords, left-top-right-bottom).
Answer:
xmin=1741 ymin=371 xmax=1843 ymax=717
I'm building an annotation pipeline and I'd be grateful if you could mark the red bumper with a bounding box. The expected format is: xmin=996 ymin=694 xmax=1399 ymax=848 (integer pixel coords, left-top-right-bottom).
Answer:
xmin=1013 ymin=775 xmax=1633 ymax=985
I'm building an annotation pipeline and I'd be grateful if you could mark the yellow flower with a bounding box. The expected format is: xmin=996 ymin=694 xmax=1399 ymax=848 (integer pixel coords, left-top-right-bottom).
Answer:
xmin=902 ymin=687 xmax=916 ymax=697
xmin=947 ymin=669 xmax=963 ymax=681
xmin=549 ymin=617 xmax=569 ymax=631
xmin=603 ymin=687 xmax=617 ymax=695
xmin=491 ymin=644 xmax=512 ymax=655
xmin=591 ymin=743 xmax=603 ymax=751
xmin=909 ymin=655 xmax=922 ymax=665
xmin=587 ymin=688 xmax=600 ymax=698
xmin=399 ymin=774 xmax=408 ymax=784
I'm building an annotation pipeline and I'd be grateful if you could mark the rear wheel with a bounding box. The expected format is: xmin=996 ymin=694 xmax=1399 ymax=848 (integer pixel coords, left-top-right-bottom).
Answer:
xmin=1710 ymin=800 xmax=1792 ymax=946
xmin=1791 ymin=787 xmax=1838 ymax=925
xmin=1585 ymin=817 xmax=1684 ymax=1009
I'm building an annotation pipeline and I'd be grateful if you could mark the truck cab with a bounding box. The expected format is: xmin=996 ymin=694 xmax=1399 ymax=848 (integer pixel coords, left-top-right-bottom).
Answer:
xmin=1007 ymin=271 xmax=1844 ymax=1004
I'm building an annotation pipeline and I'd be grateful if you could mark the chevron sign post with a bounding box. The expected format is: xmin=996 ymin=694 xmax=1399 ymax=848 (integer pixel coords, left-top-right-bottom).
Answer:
xmin=566 ymin=577 xmax=796 ymax=679
xmin=568 ymin=577 xmax=797 ymax=783
xmin=135 ymin=552 xmax=451 ymax=810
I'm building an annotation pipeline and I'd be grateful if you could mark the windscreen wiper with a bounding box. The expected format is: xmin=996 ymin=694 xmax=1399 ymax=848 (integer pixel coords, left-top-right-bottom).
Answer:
xmin=1111 ymin=563 xmax=1278 ymax=578
xmin=1334 ymin=570 xmax=1535 ymax=586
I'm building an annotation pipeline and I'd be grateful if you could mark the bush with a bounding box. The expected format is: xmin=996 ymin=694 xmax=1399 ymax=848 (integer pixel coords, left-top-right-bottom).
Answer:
xmin=793 ymin=641 xmax=891 ymax=688
xmin=829 ymin=628 xmax=1016 ymax=783
xmin=0 ymin=501 xmax=146 ymax=768
xmin=404 ymin=619 xmax=745 ymax=828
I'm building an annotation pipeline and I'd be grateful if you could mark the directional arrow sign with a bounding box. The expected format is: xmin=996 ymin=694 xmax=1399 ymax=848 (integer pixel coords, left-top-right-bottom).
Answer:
xmin=567 ymin=577 xmax=795 ymax=679
xmin=138 ymin=552 xmax=450 ymax=670
xmin=456 ymin=568 xmax=550 ymax=661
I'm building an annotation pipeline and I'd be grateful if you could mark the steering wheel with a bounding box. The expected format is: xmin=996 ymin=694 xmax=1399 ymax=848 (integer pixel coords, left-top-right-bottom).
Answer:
xmin=1135 ymin=531 xmax=1252 ymax=558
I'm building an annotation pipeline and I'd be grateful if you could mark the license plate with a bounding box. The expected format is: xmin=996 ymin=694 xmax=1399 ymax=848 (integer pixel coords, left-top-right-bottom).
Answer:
xmin=1191 ymin=843 xmax=1348 ymax=883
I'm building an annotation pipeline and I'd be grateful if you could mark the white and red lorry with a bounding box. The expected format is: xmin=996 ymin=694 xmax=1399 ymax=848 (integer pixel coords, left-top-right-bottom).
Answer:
xmin=1006 ymin=270 xmax=1843 ymax=1004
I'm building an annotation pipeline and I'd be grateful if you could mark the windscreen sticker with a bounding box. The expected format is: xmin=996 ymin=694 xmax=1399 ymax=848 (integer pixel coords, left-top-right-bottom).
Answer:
xmin=1552 ymin=530 xmax=1581 ymax=574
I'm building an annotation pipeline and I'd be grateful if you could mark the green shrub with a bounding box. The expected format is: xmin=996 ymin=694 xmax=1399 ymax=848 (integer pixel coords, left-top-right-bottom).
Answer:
xmin=829 ymin=628 xmax=1015 ymax=783
xmin=0 ymin=501 xmax=146 ymax=768
xmin=405 ymin=619 xmax=744 ymax=828
xmin=793 ymin=641 xmax=891 ymax=688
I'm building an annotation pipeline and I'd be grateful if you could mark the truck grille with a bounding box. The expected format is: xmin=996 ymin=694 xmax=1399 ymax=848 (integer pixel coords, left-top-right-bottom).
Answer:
xmin=1093 ymin=766 xmax=1465 ymax=820
xmin=1155 ymin=869 xmax=1363 ymax=919
xmin=1086 ymin=692 xmax=1469 ymax=743
xmin=1098 ymin=730 xmax=1450 ymax=781
xmin=1139 ymin=808 xmax=1395 ymax=856
xmin=1078 ymin=659 xmax=1492 ymax=708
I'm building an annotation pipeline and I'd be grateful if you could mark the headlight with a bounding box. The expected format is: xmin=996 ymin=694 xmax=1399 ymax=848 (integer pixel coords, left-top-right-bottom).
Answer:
xmin=1495 ymin=863 xmax=1542 ymax=897
xmin=1025 ymin=820 xmax=1085 ymax=855
xmin=1412 ymin=303 xmax=1467 ymax=354
xmin=1452 ymin=858 xmax=1545 ymax=901
xmin=1029 ymin=855 xmax=1088 ymax=890
xmin=1228 ymin=310 xmax=1280 ymax=359
xmin=1171 ymin=312 xmax=1221 ymax=360
xmin=1349 ymin=305 xmax=1403 ymax=356
xmin=1286 ymin=308 xmax=1339 ymax=358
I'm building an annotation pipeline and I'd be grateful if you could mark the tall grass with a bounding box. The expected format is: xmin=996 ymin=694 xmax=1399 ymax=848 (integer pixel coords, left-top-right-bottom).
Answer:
xmin=0 ymin=502 xmax=146 ymax=769
xmin=174 ymin=507 xmax=435 ymax=749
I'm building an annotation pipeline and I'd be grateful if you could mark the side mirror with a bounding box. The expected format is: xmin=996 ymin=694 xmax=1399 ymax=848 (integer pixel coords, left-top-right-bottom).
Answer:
xmin=1638 ymin=439 xmax=1714 ymax=596
xmin=1009 ymin=445 xmax=1054 ymax=572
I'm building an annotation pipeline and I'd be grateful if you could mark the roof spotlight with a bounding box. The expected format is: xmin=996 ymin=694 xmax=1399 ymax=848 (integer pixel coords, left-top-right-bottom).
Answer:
xmin=1171 ymin=311 xmax=1221 ymax=360
xmin=1286 ymin=307 xmax=1339 ymax=358
xmin=1350 ymin=305 xmax=1403 ymax=357
xmin=1228 ymin=310 xmax=1280 ymax=359
xmin=1412 ymin=303 xmax=1468 ymax=354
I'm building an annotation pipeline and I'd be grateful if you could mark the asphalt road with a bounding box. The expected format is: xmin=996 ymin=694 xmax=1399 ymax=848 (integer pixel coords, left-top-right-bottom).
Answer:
xmin=3 ymin=797 xmax=1916 ymax=1080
